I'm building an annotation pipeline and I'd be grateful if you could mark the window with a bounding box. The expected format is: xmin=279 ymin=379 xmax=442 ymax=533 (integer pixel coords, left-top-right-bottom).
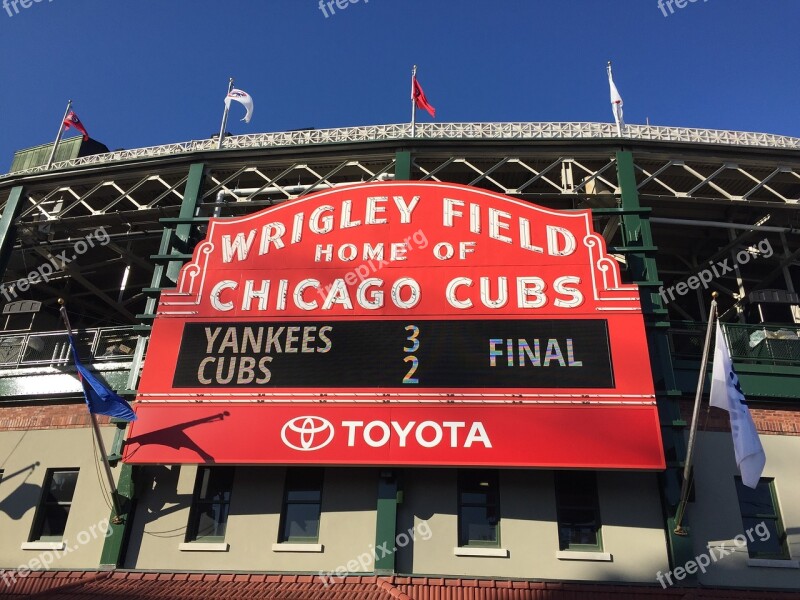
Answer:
xmin=186 ymin=467 xmax=234 ymax=543
xmin=279 ymin=468 xmax=324 ymax=543
xmin=735 ymin=477 xmax=789 ymax=559
xmin=458 ymin=470 xmax=499 ymax=547
xmin=555 ymin=471 xmax=602 ymax=551
xmin=30 ymin=469 xmax=79 ymax=542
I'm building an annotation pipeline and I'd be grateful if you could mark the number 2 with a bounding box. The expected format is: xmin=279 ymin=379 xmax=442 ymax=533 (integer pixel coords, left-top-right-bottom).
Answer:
xmin=403 ymin=355 xmax=419 ymax=384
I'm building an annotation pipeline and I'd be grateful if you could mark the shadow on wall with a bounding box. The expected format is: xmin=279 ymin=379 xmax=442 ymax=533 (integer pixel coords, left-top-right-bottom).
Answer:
xmin=122 ymin=465 xmax=192 ymax=567
xmin=0 ymin=463 xmax=41 ymax=521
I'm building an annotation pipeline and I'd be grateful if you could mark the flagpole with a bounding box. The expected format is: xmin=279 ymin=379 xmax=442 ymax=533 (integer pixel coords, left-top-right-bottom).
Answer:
xmin=58 ymin=298 xmax=124 ymax=523
xmin=411 ymin=65 xmax=417 ymax=138
xmin=46 ymin=100 xmax=72 ymax=169
xmin=674 ymin=291 xmax=718 ymax=535
xmin=217 ymin=77 xmax=234 ymax=150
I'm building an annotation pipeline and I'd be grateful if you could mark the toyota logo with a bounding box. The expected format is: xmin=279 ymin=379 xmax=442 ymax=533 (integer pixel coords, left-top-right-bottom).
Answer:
xmin=281 ymin=416 xmax=335 ymax=451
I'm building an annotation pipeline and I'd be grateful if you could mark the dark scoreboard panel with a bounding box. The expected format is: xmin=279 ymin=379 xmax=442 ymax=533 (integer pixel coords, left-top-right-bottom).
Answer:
xmin=173 ymin=319 xmax=614 ymax=389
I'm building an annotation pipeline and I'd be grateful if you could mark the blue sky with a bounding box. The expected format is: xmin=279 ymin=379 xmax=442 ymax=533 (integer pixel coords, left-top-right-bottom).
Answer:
xmin=0 ymin=0 xmax=798 ymax=171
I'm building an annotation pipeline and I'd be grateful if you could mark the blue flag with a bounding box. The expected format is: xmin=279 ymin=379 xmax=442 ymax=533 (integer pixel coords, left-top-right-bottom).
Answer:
xmin=68 ymin=335 xmax=137 ymax=421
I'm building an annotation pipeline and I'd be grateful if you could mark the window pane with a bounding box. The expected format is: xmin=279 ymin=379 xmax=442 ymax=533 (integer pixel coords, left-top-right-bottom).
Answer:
xmin=286 ymin=489 xmax=321 ymax=502
xmin=461 ymin=491 xmax=489 ymax=505
xmin=555 ymin=471 xmax=601 ymax=551
xmin=555 ymin=471 xmax=597 ymax=506
xmin=188 ymin=468 xmax=234 ymax=542
xmin=48 ymin=471 xmax=79 ymax=503
xmin=735 ymin=480 xmax=775 ymax=517
xmin=458 ymin=470 xmax=499 ymax=547
xmin=558 ymin=508 xmax=599 ymax=548
xmin=198 ymin=468 xmax=234 ymax=502
xmin=735 ymin=479 xmax=788 ymax=559
xmin=741 ymin=517 xmax=785 ymax=558
xmin=285 ymin=468 xmax=324 ymax=492
xmin=283 ymin=503 xmax=321 ymax=541
xmin=194 ymin=503 xmax=230 ymax=540
xmin=280 ymin=468 xmax=324 ymax=543
xmin=460 ymin=506 xmax=498 ymax=544
xmin=32 ymin=470 xmax=79 ymax=542
xmin=39 ymin=505 xmax=71 ymax=540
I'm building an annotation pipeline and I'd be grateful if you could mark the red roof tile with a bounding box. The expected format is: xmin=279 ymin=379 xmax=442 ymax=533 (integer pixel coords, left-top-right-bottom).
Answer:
xmin=2 ymin=571 xmax=799 ymax=600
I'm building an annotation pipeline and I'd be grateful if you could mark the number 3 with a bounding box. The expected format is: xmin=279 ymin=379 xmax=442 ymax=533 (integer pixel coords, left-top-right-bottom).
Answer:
xmin=404 ymin=325 xmax=420 ymax=352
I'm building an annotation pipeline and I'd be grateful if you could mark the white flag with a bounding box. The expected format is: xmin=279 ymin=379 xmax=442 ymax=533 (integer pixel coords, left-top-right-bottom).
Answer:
xmin=225 ymin=89 xmax=254 ymax=124
xmin=607 ymin=65 xmax=624 ymax=131
xmin=709 ymin=321 xmax=766 ymax=489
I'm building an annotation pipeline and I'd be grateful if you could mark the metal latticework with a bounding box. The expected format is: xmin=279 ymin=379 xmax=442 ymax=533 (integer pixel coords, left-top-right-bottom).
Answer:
xmin=0 ymin=121 xmax=798 ymax=328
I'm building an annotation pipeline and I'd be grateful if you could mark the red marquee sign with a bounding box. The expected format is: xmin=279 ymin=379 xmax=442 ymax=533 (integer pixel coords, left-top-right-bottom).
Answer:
xmin=125 ymin=182 xmax=664 ymax=469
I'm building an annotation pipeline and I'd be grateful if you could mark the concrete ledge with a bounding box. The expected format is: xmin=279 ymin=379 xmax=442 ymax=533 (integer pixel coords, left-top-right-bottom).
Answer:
xmin=707 ymin=540 xmax=747 ymax=553
xmin=178 ymin=542 xmax=229 ymax=552
xmin=272 ymin=543 xmax=324 ymax=553
xmin=20 ymin=541 xmax=66 ymax=551
xmin=747 ymin=558 xmax=800 ymax=569
xmin=453 ymin=547 xmax=509 ymax=558
xmin=556 ymin=550 xmax=613 ymax=562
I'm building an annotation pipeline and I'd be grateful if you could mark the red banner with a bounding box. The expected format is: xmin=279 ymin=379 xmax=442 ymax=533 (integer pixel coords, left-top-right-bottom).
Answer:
xmin=125 ymin=403 xmax=664 ymax=469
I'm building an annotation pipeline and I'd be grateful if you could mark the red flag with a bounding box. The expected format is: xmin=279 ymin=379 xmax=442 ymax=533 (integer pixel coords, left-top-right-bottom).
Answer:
xmin=63 ymin=111 xmax=89 ymax=141
xmin=412 ymin=77 xmax=436 ymax=118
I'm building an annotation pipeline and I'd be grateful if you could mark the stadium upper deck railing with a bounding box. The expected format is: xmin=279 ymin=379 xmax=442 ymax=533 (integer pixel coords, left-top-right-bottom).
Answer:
xmin=3 ymin=122 xmax=800 ymax=179
xmin=0 ymin=326 xmax=138 ymax=370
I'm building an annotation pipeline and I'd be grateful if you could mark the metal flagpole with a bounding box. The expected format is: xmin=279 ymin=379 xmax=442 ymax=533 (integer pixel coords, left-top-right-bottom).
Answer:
xmin=217 ymin=78 xmax=234 ymax=150
xmin=46 ymin=100 xmax=72 ymax=169
xmin=58 ymin=299 xmax=124 ymax=523
xmin=411 ymin=65 xmax=417 ymax=138
xmin=674 ymin=291 xmax=718 ymax=535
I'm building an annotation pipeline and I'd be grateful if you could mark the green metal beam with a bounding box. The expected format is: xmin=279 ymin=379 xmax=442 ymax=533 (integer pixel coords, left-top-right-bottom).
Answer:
xmin=616 ymin=151 xmax=694 ymax=575
xmin=394 ymin=151 xmax=412 ymax=181
xmin=374 ymin=472 xmax=399 ymax=574
xmin=101 ymin=163 xmax=206 ymax=568
xmin=142 ymin=162 xmax=207 ymax=317
xmin=168 ymin=162 xmax=206 ymax=282
xmin=99 ymin=462 xmax=135 ymax=568
xmin=0 ymin=186 xmax=25 ymax=278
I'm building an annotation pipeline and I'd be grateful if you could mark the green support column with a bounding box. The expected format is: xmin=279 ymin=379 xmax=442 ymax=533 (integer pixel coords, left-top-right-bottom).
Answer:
xmin=167 ymin=162 xmax=206 ymax=282
xmin=374 ymin=472 xmax=399 ymax=574
xmin=142 ymin=162 xmax=207 ymax=317
xmin=102 ymin=163 xmax=207 ymax=567
xmin=0 ymin=186 xmax=26 ymax=278
xmin=616 ymin=151 xmax=694 ymax=573
xmin=394 ymin=150 xmax=412 ymax=181
xmin=99 ymin=463 xmax=135 ymax=568
xmin=374 ymin=154 xmax=408 ymax=574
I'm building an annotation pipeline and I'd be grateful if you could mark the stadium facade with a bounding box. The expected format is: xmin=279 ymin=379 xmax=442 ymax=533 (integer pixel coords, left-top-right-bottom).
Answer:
xmin=0 ymin=122 xmax=799 ymax=598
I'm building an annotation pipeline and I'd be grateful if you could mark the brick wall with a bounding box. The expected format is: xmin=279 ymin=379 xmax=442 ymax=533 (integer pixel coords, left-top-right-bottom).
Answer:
xmin=679 ymin=399 xmax=800 ymax=436
xmin=0 ymin=403 xmax=110 ymax=431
